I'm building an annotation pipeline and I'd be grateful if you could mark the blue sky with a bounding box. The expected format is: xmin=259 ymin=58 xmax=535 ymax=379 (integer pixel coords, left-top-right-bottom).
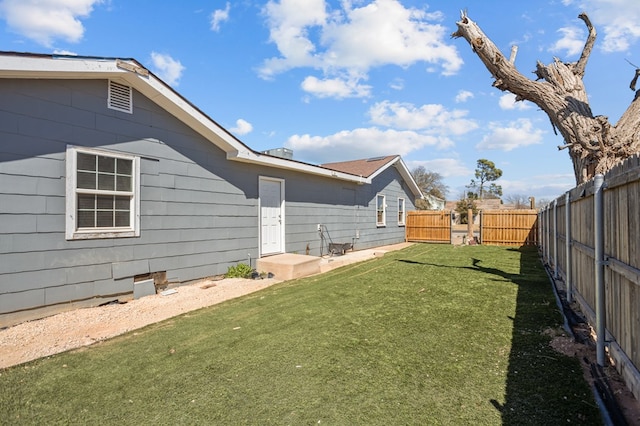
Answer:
xmin=1 ymin=0 xmax=640 ymax=202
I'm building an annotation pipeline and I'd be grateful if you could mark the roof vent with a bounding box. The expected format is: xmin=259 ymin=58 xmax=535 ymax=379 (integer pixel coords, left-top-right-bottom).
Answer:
xmin=108 ymin=80 xmax=133 ymax=114
xmin=366 ymin=156 xmax=386 ymax=162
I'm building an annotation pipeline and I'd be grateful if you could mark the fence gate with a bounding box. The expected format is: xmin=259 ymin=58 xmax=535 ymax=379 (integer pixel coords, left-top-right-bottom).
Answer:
xmin=480 ymin=209 xmax=538 ymax=246
xmin=405 ymin=210 xmax=452 ymax=243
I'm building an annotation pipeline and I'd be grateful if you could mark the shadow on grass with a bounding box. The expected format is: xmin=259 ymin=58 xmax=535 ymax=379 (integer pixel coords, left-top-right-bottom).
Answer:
xmin=398 ymin=247 xmax=601 ymax=424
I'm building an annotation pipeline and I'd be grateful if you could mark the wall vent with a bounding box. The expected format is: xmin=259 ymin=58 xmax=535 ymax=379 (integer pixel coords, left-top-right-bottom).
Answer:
xmin=108 ymin=80 xmax=133 ymax=114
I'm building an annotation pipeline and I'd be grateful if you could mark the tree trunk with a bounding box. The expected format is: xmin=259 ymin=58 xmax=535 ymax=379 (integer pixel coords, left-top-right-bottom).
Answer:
xmin=452 ymin=12 xmax=640 ymax=185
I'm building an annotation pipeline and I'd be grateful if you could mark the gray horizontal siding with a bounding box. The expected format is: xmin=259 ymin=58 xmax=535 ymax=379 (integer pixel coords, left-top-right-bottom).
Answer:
xmin=0 ymin=78 xmax=417 ymax=321
xmin=0 ymin=79 xmax=260 ymax=317
xmin=0 ymin=288 xmax=45 ymax=314
xmin=280 ymin=165 xmax=415 ymax=255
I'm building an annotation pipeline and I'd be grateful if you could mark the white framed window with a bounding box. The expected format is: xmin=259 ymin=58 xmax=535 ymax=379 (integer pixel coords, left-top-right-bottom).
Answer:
xmin=376 ymin=193 xmax=386 ymax=227
xmin=398 ymin=197 xmax=405 ymax=226
xmin=66 ymin=146 xmax=140 ymax=240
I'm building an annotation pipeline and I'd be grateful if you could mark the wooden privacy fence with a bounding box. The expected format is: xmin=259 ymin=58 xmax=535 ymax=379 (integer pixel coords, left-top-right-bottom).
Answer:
xmin=406 ymin=209 xmax=538 ymax=246
xmin=539 ymin=154 xmax=640 ymax=400
xmin=405 ymin=210 xmax=451 ymax=243
xmin=480 ymin=210 xmax=538 ymax=246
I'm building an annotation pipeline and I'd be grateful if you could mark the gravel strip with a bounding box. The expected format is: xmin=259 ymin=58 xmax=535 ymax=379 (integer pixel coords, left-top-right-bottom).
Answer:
xmin=0 ymin=277 xmax=281 ymax=369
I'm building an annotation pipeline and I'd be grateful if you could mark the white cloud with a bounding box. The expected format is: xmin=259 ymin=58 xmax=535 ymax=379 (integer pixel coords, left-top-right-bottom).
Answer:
xmin=285 ymin=127 xmax=450 ymax=163
xmin=408 ymin=158 xmax=471 ymax=178
xmin=320 ymin=1 xmax=461 ymax=74
xmin=150 ymin=52 xmax=185 ymax=87
xmin=0 ymin=0 xmax=102 ymax=47
xmin=229 ymin=118 xmax=253 ymax=136
xmin=455 ymin=90 xmax=474 ymax=103
xmin=550 ymin=25 xmax=585 ymax=56
xmin=563 ymin=1 xmax=640 ymax=52
xmin=260 ymin=0 xmax=462 ymax=98
xmin=389 ymin=78 xmax=404 ymax=91
xmin=210 ymin=2 xmax=230 ymax=32
xmin=286 ymin=127 xmax=445 ymax=164
xmin=284 ymin=99 xmax=479 ymax=163
xmin=53 ymin=49 xmax=77 ymax=56
xmin=500 ymin=173 xmax=575 ymax=201
xmin=599 ymin=16 xmax=640 ymax=52
xmin=259 ymin=0 xmax=327 ymax=79
xmin=301 ymin=74 xmax=371 ymax=98
xmin=498 ymin=93 xmax=531 ymax=110
xmin=476 ymin=119 xmax=544 ymax=152
xmin=368 ymin=101 xmax=478 ymax=135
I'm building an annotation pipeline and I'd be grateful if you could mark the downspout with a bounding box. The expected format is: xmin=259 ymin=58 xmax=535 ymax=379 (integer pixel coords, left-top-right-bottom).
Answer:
xmin=593 ymin=174 xmax=606 ymax=366
xmin=565 ymin=192 xmax=573 ymax=304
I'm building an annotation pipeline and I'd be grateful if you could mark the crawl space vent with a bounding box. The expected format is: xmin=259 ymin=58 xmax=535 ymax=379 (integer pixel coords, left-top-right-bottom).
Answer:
xmin=108 ymin=80 xmax=133 ymax=114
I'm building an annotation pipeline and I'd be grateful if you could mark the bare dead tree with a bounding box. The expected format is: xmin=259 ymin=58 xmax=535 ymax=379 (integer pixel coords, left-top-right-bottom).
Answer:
xmin=452 ymin=11 xmax=640 ymax=184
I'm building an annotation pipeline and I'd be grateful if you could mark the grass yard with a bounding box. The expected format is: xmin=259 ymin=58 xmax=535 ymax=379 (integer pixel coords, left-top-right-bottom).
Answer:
xmin=0 ymin=244 xmax=601 ymax=424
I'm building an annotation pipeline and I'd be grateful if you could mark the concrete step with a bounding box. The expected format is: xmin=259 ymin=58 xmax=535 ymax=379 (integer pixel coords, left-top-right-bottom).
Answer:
xmin=256 ymin=253 xmax=321 ymax=281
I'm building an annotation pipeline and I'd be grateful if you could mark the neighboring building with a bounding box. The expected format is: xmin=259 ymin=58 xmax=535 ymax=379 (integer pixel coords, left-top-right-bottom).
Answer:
xmin=445 ymin=199 xmax=503 ymax=225
xmin=0 ymin=52 xmax=423 ymax=326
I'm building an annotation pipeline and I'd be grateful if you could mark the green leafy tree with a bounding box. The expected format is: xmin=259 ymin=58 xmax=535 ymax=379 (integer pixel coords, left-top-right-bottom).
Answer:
xmin=411 ymin=166 xmax=448 ymax=199
xmin=468 ymin=159 xmax=502 ymax=199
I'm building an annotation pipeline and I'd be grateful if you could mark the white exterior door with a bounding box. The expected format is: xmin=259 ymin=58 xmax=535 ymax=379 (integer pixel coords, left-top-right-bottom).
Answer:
xmin=259 ymin=177 xmax=284 ymax=256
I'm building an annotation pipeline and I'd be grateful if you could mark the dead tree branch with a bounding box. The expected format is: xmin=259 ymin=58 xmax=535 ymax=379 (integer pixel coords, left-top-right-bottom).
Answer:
xmin=574 ymin=12 xmax=596 ymax=78
xmin=452 ymin=11 xmax=640 ymax=184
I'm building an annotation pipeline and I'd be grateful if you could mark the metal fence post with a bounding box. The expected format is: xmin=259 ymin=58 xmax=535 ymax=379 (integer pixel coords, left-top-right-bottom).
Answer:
xmin=553 ymin=199 xmax=558 ymax=279
xmin=594 ymin=174 xmax=606 ymax=366
xmin=565 ymin=192 xmax=573 ymax=303
xmin=537 ymin=209 xmax=542 ymax=250
xmin=545 ymin=205 xmax=550 ymax=266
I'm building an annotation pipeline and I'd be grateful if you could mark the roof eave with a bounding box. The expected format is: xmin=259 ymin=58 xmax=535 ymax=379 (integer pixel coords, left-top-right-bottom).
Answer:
xmin=228 ymin=150 xmax=369 ymax=184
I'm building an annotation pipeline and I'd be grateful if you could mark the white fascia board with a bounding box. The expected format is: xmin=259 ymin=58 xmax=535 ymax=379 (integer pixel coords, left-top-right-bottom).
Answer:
xmin=0 ymin=54 xmax=120 ymax=77
xmin=229 ymin=150 xmax=369 ymax=184
xmin=395 ymin=159 xmax=424 ymax=199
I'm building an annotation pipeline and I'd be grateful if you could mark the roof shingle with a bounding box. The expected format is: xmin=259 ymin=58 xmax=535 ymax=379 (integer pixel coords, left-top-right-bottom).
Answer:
xmin=321 ymin=155 xmax=398 ymax=177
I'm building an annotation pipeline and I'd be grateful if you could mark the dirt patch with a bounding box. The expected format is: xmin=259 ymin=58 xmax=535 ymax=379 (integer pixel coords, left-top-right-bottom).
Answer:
xmin=545 ymin=325 xmax=640 ymax=425
xmin=0 ymin=276 xmax=281 ymax=369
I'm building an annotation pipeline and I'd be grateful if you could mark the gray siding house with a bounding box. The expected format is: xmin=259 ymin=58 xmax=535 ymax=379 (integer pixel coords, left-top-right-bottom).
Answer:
xmin=0 ymin=52 xmax=422 ymax=326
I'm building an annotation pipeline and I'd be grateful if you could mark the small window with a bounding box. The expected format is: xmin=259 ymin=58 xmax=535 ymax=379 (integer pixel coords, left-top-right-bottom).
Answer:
xmin=108 ymin=80 xmax=133 ymax=114
xmin=398 ymin=198 xmax=405 ymax=226
xmin=376 ymin=194 xmax=386 ymax=227
xmin=66 ymin=146 xmax=140 ymax=240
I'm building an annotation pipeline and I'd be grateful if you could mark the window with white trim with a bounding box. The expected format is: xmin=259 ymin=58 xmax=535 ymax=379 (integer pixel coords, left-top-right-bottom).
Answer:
xmin=66 ymin=146 xmax=140 ymax=240
xmin=398 ymin=197 xmax=405 ymax=226
xmin=376 ymin=194 xmax=386 ymax=227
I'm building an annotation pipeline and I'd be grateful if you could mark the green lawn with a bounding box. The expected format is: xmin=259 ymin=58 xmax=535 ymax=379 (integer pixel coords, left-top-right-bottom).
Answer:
xmin=0 ymin=245 xmax=601 ymax=425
